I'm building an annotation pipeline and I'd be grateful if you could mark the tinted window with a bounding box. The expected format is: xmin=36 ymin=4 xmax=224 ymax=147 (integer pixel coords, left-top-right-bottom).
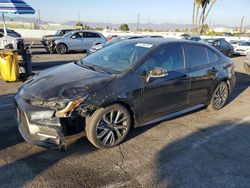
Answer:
xmin=72 ymin=32 xmax=83 ymax=38
xmin=185 ymin=44 xmax=208 ymax=67
xmin=206 ymin=48 xmax=220 ymax=64
xmin=0 ymin=33 xmax=3 ymax=38
xmin=145 ymin=43 xmax=185 ymax=71
xmin=84 ymin=32 xmax=100 ymax=38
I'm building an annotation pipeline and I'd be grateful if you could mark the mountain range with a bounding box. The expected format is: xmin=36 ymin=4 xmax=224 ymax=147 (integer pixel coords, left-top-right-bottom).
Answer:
xmin=3 ymin=16 xmax=250 ymax=31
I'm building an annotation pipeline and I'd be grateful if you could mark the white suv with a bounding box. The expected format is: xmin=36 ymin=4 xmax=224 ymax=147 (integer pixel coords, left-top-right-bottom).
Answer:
xmin=235 ymin=41 xmax=250 ymax=56
xmin=0 ymin=30 xmax=24 ymax=50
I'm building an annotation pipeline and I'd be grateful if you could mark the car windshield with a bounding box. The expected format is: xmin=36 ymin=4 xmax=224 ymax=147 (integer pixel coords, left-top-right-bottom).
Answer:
xmin=79 ymin=41 xmax=154 ymax=73
xmin=63 ymin=32 xmax=73 ymax=38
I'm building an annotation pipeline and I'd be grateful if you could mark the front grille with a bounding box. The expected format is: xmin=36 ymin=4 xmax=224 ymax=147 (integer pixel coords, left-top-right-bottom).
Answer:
xmin=38 ymin=126 xmax=58 ymax=137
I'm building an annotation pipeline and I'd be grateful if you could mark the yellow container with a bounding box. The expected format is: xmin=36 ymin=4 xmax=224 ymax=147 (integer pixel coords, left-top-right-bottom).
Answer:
xmin=0 ymin=51 xmax=19 ymax=82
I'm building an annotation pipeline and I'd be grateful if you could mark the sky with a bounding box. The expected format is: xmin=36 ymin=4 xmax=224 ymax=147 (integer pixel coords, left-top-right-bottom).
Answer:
xmin=21 ymin=0 xmax=250 ymax=26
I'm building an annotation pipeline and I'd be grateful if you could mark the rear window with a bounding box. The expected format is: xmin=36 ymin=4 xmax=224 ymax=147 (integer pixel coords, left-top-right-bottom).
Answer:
xmin=184 ymin=44 xmax=208 ymax=68
xmin=206 ymin=48 xmax=220 ymax=64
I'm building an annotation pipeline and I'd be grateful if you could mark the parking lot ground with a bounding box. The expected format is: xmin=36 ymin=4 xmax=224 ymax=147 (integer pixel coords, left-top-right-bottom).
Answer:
xmin=0 ymin=49 xmax=250 ymax=187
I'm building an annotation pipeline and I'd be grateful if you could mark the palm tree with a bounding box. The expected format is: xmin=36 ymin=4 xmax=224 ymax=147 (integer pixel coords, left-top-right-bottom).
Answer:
xmin=204 ymin=0 xmax=217 ymax=21
xmin=195 ymin=0 xmax=202 ymax=33
xmin=192 ymin=1 xmax=196 ymax=33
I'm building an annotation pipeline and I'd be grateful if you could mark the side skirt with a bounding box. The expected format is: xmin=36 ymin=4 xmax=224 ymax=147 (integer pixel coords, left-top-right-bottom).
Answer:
xmin=139 ymin=104 xmax=205 ymax=127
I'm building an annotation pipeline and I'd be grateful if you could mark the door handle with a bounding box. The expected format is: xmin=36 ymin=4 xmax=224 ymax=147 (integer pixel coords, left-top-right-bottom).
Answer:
xmin=208 ymin=67 xmax=218 ymax=74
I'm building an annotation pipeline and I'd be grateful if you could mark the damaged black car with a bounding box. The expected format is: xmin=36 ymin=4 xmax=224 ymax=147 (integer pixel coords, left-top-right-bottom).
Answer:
xmin=15 ymin=38 xmax=236 ymax=150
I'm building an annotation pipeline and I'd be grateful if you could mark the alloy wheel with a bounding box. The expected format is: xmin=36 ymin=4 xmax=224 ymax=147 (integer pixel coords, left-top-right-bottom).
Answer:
xmin=213 ymin=83 xmax=228 ymax=109
xmin=95 ymin=109 xmax=129 ymax=146
xmin=57 ymin=44 xmax=67 ymax=54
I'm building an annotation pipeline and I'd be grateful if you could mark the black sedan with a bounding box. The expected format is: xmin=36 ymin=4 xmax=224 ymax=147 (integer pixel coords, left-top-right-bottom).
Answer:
xmin=200 ymin=38 xmax=234 ymax=57
xmin=15 ymin=38 xmax=236 ymax=150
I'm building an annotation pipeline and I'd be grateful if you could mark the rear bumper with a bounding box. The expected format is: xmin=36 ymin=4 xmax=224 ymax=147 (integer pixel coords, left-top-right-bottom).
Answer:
xmin=14 ymin=93 xmax=66 ymax=150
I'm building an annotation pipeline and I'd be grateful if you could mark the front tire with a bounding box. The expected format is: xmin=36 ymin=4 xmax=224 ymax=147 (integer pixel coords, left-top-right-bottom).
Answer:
xmin=56 ymin=43 xmax=67 ymax=54
xmin=207 ymin=82 xmax=229 ymax=111
xmin=86 ymin=104 xmax=131 ymax=149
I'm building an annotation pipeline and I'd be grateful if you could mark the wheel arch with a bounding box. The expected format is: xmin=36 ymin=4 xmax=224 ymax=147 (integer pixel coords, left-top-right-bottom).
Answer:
xmin=102 ymin=100 xmax=136 ymax=128
xmin=55 ymin=42 xmax=68 ymax=52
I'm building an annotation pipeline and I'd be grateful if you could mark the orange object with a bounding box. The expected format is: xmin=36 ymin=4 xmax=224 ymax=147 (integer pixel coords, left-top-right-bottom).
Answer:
xmin=0 ymin=51 xmax=19 ymax=82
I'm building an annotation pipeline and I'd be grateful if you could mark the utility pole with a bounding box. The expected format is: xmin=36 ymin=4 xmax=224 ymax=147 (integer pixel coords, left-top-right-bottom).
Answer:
xmin=239 ymin=16 xmax=245 ymax=39
xmin=78 ymin=9 xmax=80 ymax=23
xmin=147 ymin=16 xmax=150 ymax=32
xmin=136 ymin=14 xmax=140 ymax=31
xmin=38 ymin=9 xmax=41 ymax=29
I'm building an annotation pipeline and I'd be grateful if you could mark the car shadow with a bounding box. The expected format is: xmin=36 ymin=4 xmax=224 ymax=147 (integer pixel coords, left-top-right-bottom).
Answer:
xmin=155 ymin=120 xmax=250 ymax=187
xmin=0 ymin=135 xmax=96 ymax=188
xmin=0 ymin=94 xmax=24 ymax=150
xmin=227 ymin=71 xmax=250 ymax=104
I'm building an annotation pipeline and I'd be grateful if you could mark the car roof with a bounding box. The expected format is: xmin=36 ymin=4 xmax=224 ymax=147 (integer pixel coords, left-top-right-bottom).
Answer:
xmin=119 ymin=38 xmax=206 ymax=46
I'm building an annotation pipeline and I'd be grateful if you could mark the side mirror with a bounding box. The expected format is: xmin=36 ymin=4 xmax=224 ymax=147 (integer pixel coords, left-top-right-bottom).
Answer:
xmin=71 ymin=35 xmax=77 ymax=39
xmin=146 ymin=67 xmax=168 ymax=82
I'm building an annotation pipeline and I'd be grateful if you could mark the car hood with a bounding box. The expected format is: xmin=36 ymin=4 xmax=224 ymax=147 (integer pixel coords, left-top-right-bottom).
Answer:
xmin=22 ymin=62 xmax=114 ymax=100
xmin=43 ymin=35 xmax=64 ymax=41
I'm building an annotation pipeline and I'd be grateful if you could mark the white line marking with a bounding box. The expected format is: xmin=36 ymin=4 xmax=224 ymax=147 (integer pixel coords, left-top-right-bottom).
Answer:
xmin=192 ymin=116 xmax=250 ymax=149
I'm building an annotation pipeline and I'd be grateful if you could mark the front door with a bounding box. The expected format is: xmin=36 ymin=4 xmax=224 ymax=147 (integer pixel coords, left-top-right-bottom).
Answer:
xmin=140 ymin=43 xmax=190 ymax=123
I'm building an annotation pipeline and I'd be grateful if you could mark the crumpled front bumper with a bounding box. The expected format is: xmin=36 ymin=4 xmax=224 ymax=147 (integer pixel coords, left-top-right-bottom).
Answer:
xmin=14 ymin=93 xmax=66 ymax=150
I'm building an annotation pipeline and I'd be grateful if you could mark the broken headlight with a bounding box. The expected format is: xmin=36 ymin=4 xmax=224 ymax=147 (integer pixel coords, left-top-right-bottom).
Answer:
xmin=30 ymin=99 xmax=67 ymax=110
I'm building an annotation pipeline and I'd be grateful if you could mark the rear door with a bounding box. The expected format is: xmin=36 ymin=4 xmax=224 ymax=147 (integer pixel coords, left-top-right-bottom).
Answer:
xmin=141 ymin=43 xmax=191 ymax=122
xmin=184 ymin=44 xmax=221 ymax=105
xmin=82 ymin=32 xmax=100 ymax=50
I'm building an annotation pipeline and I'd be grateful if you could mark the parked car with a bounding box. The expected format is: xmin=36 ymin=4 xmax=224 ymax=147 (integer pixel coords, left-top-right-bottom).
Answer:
xmin=142 ymin=35 xmax=164 ymax=38
xmin=180 ymin=33 xmax=190 ymax=39
xmin=15 ymin=38 xmax=236 ymax=150
xmin=200 ymin=38 xmax=234 ymax=57
xmin=87 ymin=35 xmax=143 ymax=55
xmin=229 ymin=40 xmax=243 ymax=49
xmin=41 ymin=29 xmax=78 ymax=51
xmin=0 ymin=28 xmax=22 ymax=37
xmin=185 ymin=36 xmax=201 ymax=41
xmin=0 ymin=29 xmax=24 ymax=50
xmin=244 ymin=52 xmax=250 ymax=74
xmin=234 ymin=41 xmax=250 ymax=56
xmin=106 ymin=35 xmax=118 ymax=41
xmin=43 ymin=30 xmax=106 ymax=54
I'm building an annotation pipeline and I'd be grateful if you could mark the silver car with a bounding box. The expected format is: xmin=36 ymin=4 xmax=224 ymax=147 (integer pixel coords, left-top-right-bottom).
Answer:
xmin=47 ymin=30 xmax=106 ymax=54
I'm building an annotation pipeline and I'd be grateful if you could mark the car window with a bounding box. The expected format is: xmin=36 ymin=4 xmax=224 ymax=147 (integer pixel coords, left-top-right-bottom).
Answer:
xmin=83 ymin=32 xmax=99 ymax=38
xmin=206 ymin=48 xmax=220 ymax=64
xmin=72 ymin=32 xmax=83 ymax=38
xmin=184 ymin=44 xmax=208 ymax=68
xmin=144 ymin=43 xmax=185 ymax=72
xmin=0 ymin=33 xmax=4 ymax=38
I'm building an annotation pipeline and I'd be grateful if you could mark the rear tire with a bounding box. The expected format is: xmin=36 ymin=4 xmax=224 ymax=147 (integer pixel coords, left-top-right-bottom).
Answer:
xmin=85 ymin=104 xmax=131 ymax=149
xmin=56 ymin=43 xmax=67 ymax=54
xmin=227 ymin=50 xmax=233 ymax=58
xmin=207 ymin=82 xmax=229 ymax=111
